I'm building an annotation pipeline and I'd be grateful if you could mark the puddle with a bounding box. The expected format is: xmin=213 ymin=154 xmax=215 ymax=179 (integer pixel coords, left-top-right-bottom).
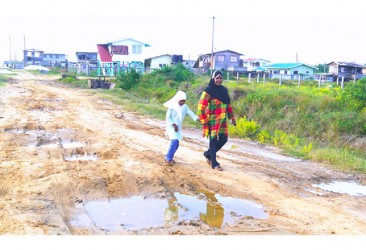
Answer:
xmin=64 ymin=152 xmax=98 ymax=162
xmin=61 ymin=141 xmax=86 ymax=149
xmin=312 ymin=181 xmax=366 ymax=196
xmin=70 ymin=191 xmax=268 ymax=232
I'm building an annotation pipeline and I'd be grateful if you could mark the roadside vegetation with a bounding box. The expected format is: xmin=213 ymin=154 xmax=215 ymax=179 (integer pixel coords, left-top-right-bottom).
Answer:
xmin=0 ymin=75 xmax=6 ymax=86
xmin=2 ymin=66 xmax=366 ymax=173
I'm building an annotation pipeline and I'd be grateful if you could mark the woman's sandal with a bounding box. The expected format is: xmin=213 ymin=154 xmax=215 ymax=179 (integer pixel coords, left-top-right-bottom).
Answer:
xmin=213 ymin=165 xmax=223 ymax=171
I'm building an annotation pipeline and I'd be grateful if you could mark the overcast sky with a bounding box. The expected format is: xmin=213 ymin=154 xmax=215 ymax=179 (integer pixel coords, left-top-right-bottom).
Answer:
xmin=1 ymin=0 xmax=365 ymax=65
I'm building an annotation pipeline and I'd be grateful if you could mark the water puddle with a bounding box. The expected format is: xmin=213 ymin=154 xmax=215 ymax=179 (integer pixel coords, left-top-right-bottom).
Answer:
xmin=70 ymin=190 xmax=268 ymax=232
xmin=64 ymin=152 xmax=98 ymax=161
xmin=313 ymin=181 xmax=366 ymax=196
xmin=61 ymin=141 xmax=86 ymax=149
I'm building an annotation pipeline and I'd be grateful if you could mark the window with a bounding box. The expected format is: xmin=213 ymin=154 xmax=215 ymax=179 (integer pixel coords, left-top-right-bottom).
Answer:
xmin=230 ymin=56 xmax=237 ymax=63
xmin=293 ymin=70 xmax=299 ymax=75
xmin=132 ymin=45 xmax=141 ymax=54
xmin=217 ymin=55 xmax=225 ymax=62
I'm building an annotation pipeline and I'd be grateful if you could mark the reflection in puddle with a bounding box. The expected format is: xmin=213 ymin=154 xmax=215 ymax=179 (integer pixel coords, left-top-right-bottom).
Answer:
xmin=71 ymin=191 xmax=268 ymax=232
xmin=313 ymin=181 xmax=366 ymax=196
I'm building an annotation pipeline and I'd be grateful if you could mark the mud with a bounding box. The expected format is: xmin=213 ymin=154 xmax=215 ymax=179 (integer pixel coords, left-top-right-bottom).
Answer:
xmin=1 ymin=71 xmax=366 ymax=235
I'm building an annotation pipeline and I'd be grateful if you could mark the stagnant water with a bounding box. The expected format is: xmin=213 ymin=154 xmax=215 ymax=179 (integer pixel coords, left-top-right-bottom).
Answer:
xmin=313 ymin=181 xmax=366 ymax=196
xmin=70 ymin=190 xmax=268 ymax=231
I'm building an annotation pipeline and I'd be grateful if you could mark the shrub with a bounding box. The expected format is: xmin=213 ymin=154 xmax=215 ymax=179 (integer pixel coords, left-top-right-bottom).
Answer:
xmin=229 ymin=116 xmax=260 ymax=139
xmin=116 ymin=69 xmax=141 ymax=90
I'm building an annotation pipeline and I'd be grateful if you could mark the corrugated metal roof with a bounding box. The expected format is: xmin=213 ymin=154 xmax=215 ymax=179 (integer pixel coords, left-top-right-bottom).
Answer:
xmin=97 ymin=44 xmax=112 ymax=62
xmin=265 ymin=63 xmax=318 ymax=70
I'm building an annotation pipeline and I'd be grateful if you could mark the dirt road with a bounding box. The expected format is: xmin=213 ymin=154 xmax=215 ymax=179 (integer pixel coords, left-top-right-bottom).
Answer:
xmin=1 ymin=71 xmax=366 ymax=235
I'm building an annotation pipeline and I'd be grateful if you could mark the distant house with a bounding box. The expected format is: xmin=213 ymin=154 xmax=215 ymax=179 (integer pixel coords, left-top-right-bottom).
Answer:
xmin=144 ymin=54 xmax=183 ymax=71
xmin=76 ymin=52 xmax=98 ymax=65
xmin=42 ymin=53 xmax=67 ymax=67
xmin=96 ymin=38 xmax=150 ymax=76
xmin=243 ymin=58 xmax=270 ymax=72
xmin=327 ymin=62 xmax=364 ymax=81
xmin=264 ymin=63 xmax=318 ymax=80
xmin=23 ymin=49 xmax=44 ymax=66
xmin=193 ymin=50 xmax=245 ymax=72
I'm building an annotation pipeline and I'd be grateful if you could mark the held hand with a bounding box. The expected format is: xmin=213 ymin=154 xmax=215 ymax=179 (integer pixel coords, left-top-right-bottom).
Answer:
xmin=232 ymin=119 xmax=237 ymax=126
xmin=173 ymin=124 xmax=178 ymax=132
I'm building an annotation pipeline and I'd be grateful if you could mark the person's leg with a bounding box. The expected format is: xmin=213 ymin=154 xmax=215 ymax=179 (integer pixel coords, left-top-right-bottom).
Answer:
xmin=216 ymin=134 xmax=228 ymax=152
xmin=165 ymin=139 xmax=179 ymax=162
xmin=209 ymin=137 xmax=219 ymax=168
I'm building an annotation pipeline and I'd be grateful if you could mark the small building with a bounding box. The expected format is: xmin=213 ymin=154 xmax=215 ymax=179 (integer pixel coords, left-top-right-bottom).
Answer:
xmin=193 ymin=49 xmax=245 ymax=72
xmin=243 ymin=58 xmax=270 ymax=72
xmin=144 ymin=54 xmax=183 ymax=71
xmin=23 ymin=49 xmax=44 ymax=66
xmin=264 ymin=63 xmax=318 ymax=80
xmin=42 ymin=53 xmax=68 ymax=67
xmin=327 ymin=62 xmax=364 ymax=81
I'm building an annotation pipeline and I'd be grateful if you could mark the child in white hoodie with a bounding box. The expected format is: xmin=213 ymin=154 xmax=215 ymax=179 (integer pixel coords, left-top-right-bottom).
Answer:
xmin=164 ymin=90 xmax=199 ymax=165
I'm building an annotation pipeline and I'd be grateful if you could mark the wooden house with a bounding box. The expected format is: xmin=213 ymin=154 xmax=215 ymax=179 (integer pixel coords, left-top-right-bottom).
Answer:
xmin=327 ymin=62 xmax=364 ymax=81
xmin=193 ymin=50 xmax=245 ymax=72
xmin=97 ymin=38 xmax=150 ymax=76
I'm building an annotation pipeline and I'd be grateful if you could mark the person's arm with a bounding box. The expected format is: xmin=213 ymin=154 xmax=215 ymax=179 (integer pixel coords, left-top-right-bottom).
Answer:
xmin=197 ymin=91 xmax=210 ymax=125
xmin=227 ymin=103 xmax=236 ymax=126
xmin=166 ymin=108 xmax=178 ymax=132
xmin=185 ymin=105 xmax=199 ymax=121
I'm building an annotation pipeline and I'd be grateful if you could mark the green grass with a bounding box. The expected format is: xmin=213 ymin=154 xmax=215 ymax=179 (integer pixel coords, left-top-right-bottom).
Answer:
xmin=19 ymin=69 xmax=366 ymax=174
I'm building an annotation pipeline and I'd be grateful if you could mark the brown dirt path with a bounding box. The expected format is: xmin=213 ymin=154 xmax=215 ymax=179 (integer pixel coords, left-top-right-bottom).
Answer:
xmin=1 ymin=71 xmax=366 ymax=235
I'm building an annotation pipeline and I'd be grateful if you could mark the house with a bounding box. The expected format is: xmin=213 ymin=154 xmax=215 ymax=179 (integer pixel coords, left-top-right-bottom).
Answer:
xmin=243 ymin=58 xmax=270 ymax=72
xmin=97 ymin=38 xmax=150 ymax=76
xmin=193 ymin=50 xmax=245 ymax=72
xmin=264 ymin=63 xmax=318 ymax=80
xmin=42 ymin=53 xmax=68 ymax=67
xmin=144 ymin=54 xmax=183 ymax=72
xmin=75 ymin=52 xmax=98 ymax=75
xmin=76 ymin=52 xmax=98 ymax=65
xmin=23 ymin=49 xmax=44 ymax=66
xmin=327 ymin=62 xmax=364 ymax=81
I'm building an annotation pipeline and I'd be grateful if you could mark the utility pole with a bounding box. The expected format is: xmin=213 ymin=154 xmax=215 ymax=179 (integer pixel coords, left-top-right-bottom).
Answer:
xmin=210 ymin=16 xmax=215 ymax=76
xmin=24 ymin=35 xmax=26 ymax=67
xmin=9 ymin=36 xmax=12 ymax=66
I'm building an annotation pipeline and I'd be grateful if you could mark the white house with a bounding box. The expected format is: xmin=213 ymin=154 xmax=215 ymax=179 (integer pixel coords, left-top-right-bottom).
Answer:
xmin=144 ymin=54 xmax=183 ymax=71
xmin=97 ymin=38 xmax=150 ymax=76
xmin=243 ymin=58 xmax=270 ymax=71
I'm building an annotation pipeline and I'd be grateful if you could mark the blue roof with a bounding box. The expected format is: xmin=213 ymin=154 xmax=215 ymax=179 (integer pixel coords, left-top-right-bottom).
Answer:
xmin=264 ymin=63 xmax=318 ymax=70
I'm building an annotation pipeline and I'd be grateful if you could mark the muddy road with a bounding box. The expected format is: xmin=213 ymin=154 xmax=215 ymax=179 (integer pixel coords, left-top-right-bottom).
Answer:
xmin=1 ymin=71 xmax=366 ymax=235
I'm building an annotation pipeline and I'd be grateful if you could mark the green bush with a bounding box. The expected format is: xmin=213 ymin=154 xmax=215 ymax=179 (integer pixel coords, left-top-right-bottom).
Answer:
xmin=228 ymin=116 xmax=260 ymax=139
xmin=116 ymin=69 xmax=141 ymax=90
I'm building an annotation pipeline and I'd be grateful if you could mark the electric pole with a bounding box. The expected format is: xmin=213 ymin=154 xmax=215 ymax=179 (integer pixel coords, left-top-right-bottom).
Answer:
xmin=210 ymin=16 xmax=215 ymax=76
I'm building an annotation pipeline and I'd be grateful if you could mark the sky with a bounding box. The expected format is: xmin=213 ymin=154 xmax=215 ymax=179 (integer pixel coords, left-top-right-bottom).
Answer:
xmin=1 ymin=0 xmax=365 ymax=65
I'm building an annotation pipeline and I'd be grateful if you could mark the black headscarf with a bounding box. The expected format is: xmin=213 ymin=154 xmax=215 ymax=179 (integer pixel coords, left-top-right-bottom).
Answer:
xmin=204 ymin=71 xmax=231 ymax=104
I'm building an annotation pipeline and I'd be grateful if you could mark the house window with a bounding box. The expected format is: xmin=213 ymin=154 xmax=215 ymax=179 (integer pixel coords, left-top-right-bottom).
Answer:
xmin=306 ymin=71 xmax=309 ymax=74
xmin=340 ymin=67 xmax=345 ymax=72
xmin=230 ymin=56 xmax=237 ymax=63
xmin=217 ymin=55 xmax=225 ymax=62
xmin=293 ymin=70 xmax=299 ymax=75
xmin=132 ymin=45 xmax=141 ymax=54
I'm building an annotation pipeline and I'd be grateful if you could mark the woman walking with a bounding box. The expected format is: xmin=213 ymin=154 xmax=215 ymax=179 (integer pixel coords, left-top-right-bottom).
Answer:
xmin=197 ymin=71 xmax=236 ymax=171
